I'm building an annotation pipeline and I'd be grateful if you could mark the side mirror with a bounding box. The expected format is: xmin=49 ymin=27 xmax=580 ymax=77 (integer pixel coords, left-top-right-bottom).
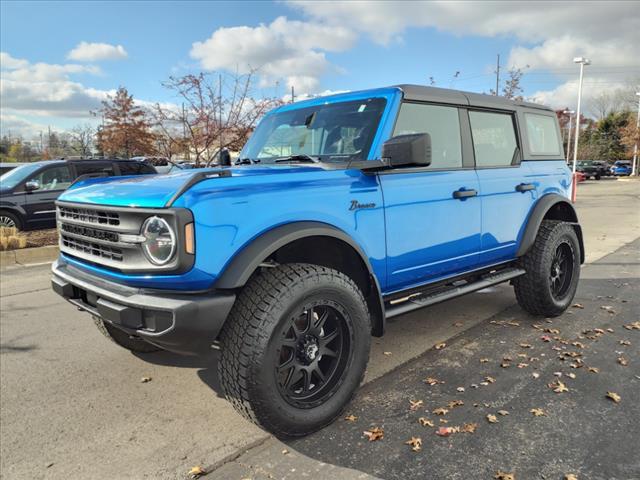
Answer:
xmin=382 ymin=133 xmax=431 ymax=168
xmin=24 ymin=180 xmax=40 ymax=192
xmin=219 ymin=149 xmax=232 ymax=166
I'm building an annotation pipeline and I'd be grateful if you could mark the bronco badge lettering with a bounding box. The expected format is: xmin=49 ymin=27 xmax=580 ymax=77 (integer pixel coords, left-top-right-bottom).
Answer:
xmin=349 ymin=200 xmax=376 ymax=211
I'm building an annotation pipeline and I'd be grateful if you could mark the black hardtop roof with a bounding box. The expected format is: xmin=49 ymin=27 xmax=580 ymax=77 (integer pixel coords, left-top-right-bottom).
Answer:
xmin=395 ymin=84 xmax=552 ymax=112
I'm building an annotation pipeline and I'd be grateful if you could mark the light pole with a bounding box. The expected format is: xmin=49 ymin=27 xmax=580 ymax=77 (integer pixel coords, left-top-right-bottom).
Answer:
xmin=632 ymin=92 xmax=640 ymax=176
xmin=571 ymin=57 xmax=590 ymax=202
xmin=563 ymin=109 xmax=575 ymax=162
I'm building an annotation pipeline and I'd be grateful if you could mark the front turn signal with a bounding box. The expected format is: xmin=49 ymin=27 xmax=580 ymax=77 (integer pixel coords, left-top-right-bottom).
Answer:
xmin=184 ymin=222 xmax=195 ymax=254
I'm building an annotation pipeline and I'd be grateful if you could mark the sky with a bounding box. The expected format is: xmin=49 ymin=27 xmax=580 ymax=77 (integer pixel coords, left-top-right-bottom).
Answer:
xmin=1 ymin=0 xmax=639 ymax=140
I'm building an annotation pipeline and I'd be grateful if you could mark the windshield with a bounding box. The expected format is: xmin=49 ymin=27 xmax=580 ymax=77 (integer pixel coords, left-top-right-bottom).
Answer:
xmin=0 ymin=163 xmax=44 ymax=190
xmin=240 ymin=98 xmax=387 ymax=163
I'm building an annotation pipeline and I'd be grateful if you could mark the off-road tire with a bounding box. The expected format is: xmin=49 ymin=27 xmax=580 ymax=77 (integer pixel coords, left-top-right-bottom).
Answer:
xmin=93 ymin=316 xmax=161 ymax=353
xmin=218 ymin=263 xmax=371 ymax=438
xmin=514 ymin=220 xmax=581 ymax=317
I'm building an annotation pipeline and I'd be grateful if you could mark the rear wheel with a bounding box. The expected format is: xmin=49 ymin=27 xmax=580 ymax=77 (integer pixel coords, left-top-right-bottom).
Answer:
xmin=93 ymin=317 xmax=161 ymax=353
xmin=0 ymin=211 xmax=22 ymax=230
xmin=219 ymin=263 xmax=371 ymax=437
xmin=514 ymin=220 xmax=581 ymax=317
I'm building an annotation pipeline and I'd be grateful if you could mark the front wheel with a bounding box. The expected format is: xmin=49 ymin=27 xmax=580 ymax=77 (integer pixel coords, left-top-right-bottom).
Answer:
xmin=514 ymin=220 xmax=581 ymax=317
xmin=219 ymin=263 xmax=371 ymax=438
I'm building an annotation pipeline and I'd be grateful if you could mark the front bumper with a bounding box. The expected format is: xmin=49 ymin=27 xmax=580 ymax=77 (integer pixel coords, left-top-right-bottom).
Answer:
xmin=51 ymin=259 xmax=236 ymax=355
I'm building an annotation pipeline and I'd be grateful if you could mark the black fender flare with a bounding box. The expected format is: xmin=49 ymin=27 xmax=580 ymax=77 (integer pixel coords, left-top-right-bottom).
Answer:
xmin=516 ymin=194 xmax=585 ymax=264
xmin=214 ymin=221 xmax=386 ymax=336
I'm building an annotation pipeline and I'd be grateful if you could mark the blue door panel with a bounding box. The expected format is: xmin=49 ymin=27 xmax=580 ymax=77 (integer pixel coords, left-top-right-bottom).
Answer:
xmin=477 ymin=164 xmax=536 ymax=265
xmin=380 ymin=169 xmax=482 ymax=293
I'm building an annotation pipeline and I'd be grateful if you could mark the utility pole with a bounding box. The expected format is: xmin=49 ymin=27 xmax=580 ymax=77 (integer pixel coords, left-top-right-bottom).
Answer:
xmin=291 ymin=85 xmax=295 ymax=103
xmin=495 ymin=54 xmax=500 ymax=95
xmin=572 ymin=57 xmax=590 ymax=202
xmin=632 ymin=92 xmax=640 ymax=176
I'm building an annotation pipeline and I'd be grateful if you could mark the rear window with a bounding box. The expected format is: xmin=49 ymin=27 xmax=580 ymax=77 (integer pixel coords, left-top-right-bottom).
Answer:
xmin=118 ymin=162 xmax=156 ymax=175
xmin=525 ymin=113 xmax=561 ymax=156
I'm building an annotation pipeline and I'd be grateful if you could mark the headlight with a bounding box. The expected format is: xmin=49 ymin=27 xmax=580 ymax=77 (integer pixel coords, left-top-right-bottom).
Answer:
xmin=141 ymin=216 xmax=176 ymax=265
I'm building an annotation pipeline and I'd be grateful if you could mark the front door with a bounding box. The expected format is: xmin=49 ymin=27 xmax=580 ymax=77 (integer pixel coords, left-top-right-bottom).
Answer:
xmin=380 ymin=102 xmax=482 ymax=293
xmin=24 ymin=164 xmax=74 ymax=227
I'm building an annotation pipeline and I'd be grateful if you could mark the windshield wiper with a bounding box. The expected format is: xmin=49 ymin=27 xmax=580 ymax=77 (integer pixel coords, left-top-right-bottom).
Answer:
xmin=235 ymin=157 xmax=261 ymax=165
xmin=274 ymin=154 xmax=320 ymax=164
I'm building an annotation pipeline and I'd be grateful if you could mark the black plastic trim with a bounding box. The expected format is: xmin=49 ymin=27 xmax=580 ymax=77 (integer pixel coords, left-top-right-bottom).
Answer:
xmin=516 ymin=194 xmax=584 ymax=263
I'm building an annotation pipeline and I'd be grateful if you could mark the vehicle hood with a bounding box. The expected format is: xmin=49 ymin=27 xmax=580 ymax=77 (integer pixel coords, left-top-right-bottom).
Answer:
xmin=57 ymin=165 xmax=327 ymax=208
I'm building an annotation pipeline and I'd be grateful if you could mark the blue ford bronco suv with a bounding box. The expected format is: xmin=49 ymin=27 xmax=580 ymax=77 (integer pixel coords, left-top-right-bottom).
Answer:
xmin=51 ymin=85 xmax=583 ymax=437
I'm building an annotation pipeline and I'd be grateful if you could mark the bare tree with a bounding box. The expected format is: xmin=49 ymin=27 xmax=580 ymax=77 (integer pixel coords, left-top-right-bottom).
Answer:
xmin=69 ymin=124 xmax=95 ymax=157
xmin=588 ymin=91 xmax=618 ymax=120
xmin=153 ymin=71 xmax=281 ymax=167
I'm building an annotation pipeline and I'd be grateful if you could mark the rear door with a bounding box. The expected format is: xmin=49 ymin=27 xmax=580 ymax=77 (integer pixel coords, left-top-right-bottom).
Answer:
xmin=470 ymin=110 xmax=536 ymax=265
xmin=24 ymin=164 xmax=74 ymax=227
xmin=380 ymin=102 xmax=482 ymax=293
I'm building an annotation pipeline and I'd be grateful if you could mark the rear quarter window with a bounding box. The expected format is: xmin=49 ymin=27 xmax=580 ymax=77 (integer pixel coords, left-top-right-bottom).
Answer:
xmin=525 ymin=113 xmax=562 ymax=156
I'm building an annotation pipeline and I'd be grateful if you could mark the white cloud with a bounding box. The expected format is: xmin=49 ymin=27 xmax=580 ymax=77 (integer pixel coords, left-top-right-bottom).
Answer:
xmin=190 ymin=16 xmax=356 ymax=94
xmin=0 ymin=53 xmax=110 ymax=118
xmin=1 ymin=52 xmax=29 ymax=70
xmin=67 ymin=42 xmax=128 ymax=62
xmin=288 ymin=1 xmax=640 ymax=108
xmin=0 ymin=113 xmax=51 ymax=139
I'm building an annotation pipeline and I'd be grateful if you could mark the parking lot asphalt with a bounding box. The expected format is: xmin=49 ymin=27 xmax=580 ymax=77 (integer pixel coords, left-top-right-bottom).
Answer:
xmin=1 ymin=178 xmax=639 ymax=480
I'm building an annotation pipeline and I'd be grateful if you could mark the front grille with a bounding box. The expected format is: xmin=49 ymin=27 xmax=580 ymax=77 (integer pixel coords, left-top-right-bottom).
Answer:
xmin=58 ymin=205 xmax=120 ymax=226
xmin=61 ymin=234 xmax=124 ymax=262
xmin=60 ymin=223 xmax=120 ymax=243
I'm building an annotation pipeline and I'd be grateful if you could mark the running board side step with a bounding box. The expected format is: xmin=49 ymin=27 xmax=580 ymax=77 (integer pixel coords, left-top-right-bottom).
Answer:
xmin=385 ymin=267 xmax=526 ymax=319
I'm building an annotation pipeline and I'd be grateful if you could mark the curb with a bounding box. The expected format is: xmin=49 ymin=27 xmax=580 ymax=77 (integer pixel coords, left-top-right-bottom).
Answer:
xmin=0 ymin=245 xmax=59 ymax=269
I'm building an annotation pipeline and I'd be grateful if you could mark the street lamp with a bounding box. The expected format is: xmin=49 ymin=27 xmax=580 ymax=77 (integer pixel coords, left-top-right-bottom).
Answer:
xmin=632 ymin=92 xmax=640 ymax=176
xmin=563 ymin=109 xmax=575 ymax=162
xmin=571 ymin=57 xmax=590 ymax=202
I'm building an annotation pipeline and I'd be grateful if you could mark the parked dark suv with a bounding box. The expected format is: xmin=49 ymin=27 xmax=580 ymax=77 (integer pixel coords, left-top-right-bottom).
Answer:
xmin=0 ymin=159 xmax=156 ymax=230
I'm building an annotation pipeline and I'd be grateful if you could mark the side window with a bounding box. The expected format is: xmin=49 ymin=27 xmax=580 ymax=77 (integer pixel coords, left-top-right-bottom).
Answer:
xmin=525 ymin=113 xmax=561 ymax=155
xmin=31 ymin=165 xmax=73 ymax=191
xmin=75 ymin=162 xmax=115 ymax=177
xmin=393 ymin=103 xmax=462 ymax=169
xmin=469 ymin=111 xmax=518 ymax=167
xmin=117 ymin=162 xmax=156 ymax=175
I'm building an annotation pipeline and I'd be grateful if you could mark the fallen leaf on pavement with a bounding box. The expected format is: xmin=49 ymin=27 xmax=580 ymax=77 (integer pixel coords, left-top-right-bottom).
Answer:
xmin=433 ymin=407 xmax=449 ymax=416
xmin=571 ymin=303 xmax=584 ymax=309
xmin=618 ymin=357 xmax=628 ymax=366
xmin=623 ymin=321 xmax=639 ymax=330
xmin=140 ymin=377 xmax=152 ymax=383
xmin=519 ymin=343 xmax=532 ymax=349
xmin=565 ymin=475 xmax=578 ymax=480
xmin=281 ymin=448 xmax=289 ymax=455
xmin=485 ymin=376 xmax=496 ymax=384
xmin=405 ymin=436 xmax=422 ymax=452
xmin=457 ymin=386 xmax=466 ymax=392
xmin=606 ymin=392 xmax=621 ymax=403
xmin=541 ymin=335 xmax=552 ymax=342
xmin=567 ymin=373 xmax=576 ymax=379
xmin=600 ymin=305 xmax=616 ymax=314
xmin=549 ymin=380 xmax=569 ymax=393
xmin=435 ymin=342 xmax=446 ymax=350
xmin=487 ymin=414 xmax=499 ymax=423
xmin=480 ymin=358 xmax=489 ymax=363
xmin=418 ymin=417 xmax=434 ymax=427
xmin=344 ymin=414 xmax=358 ymax=422
xmin=436 ymin=426 xmax=453 ymax=437
xmin=498 ymin=410 xmax=509 ymax=416
xmin=409 ymin=400 xmax=424 ymax=411
xmin=189 ymin=466 xmax=206 ymax=478
xmin=495 ymin=471 xmax=515 ymax=480
xmin=447 ymin=400 xmax=464 ymax=409
xmin=461 ymin=422 xmax=478 ymax=433
xmin=517 ymin=363 xmax=529 ymax=369
xmin=530 ymin=408 xmax=546 ymax=417
xmin=532 ymin=372 xmax=540 ymax=379
xmin=383 ymin=351 xmax=392 ymax=356
xmin=424 ymin=377 xmax=443 ymax=386
xmin=619 ymin=340 xmax=631 ymax=346
xmin=588 ymin=367 xmax=599 ymax=373
xmin=363 ymin=427 xmax=384 ymax=441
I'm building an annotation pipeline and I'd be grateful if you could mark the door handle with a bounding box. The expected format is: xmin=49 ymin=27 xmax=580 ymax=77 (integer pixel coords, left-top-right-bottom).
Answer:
xmin=515 ymin=183 xmax=535 ymax=192
xmin=452 ymin=189 xmax=478 ymax=199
